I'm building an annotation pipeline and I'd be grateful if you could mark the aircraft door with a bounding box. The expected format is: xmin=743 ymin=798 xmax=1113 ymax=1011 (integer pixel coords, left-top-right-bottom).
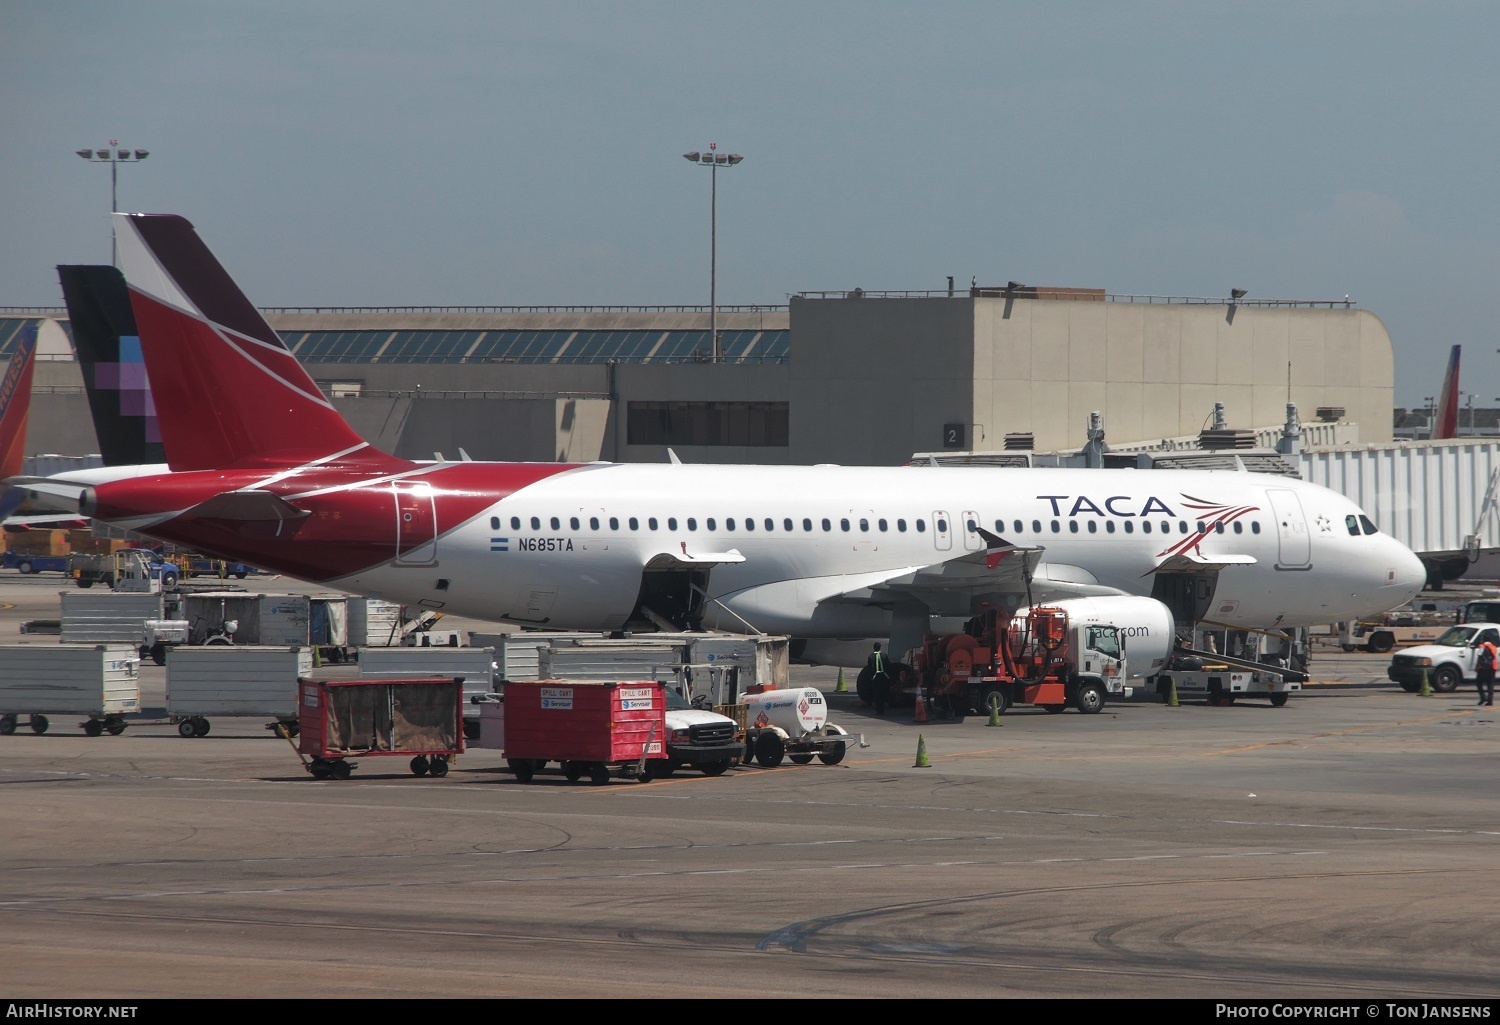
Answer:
xmin=961 ymin=510 xmax=982 ymax=551
xmin=932 ymin=510 xmax=953 ymax=551
xmin=1150 ymin=570 xmax=1216 ymax=629
xmin=1268 ymin=489 xmax=1311 ymax=568
xmin=393 ymin=480 xmax=438 ymax=566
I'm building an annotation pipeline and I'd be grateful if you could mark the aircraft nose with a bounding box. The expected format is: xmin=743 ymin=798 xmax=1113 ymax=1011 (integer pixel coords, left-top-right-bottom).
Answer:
xmin=1384 ymin=541 xmax=1428 ymax=603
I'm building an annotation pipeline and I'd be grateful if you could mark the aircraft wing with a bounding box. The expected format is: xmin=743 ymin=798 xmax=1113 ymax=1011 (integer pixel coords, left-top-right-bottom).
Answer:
xmin=814 ymin=529 xmax=1125 ymax=616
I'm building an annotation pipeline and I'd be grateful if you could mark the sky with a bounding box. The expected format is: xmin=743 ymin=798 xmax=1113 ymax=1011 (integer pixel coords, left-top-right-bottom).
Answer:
xmin=2 ymin=0 xmax=1497 ymax=410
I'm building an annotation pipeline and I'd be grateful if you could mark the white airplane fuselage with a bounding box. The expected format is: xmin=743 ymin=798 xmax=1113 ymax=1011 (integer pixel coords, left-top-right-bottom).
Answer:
xmin=316 ymin=462 xmax=1425 ymax=637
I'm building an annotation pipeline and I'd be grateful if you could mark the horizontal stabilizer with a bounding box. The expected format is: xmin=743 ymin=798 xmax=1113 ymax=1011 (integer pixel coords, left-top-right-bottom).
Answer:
xmin=183 ymin=489 xmax=311 ymax=522
xmin=4 ymin=476 xmax=88 ymax=505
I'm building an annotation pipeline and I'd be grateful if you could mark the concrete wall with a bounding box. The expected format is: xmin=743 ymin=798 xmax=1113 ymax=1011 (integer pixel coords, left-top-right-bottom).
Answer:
xmin=787 ymin=296 xmax=976 ymax=465
xmin=787 ymin=295 xmax=1393 ymax=461
xmin=970 ymin=297 xmax=1392 ymax=451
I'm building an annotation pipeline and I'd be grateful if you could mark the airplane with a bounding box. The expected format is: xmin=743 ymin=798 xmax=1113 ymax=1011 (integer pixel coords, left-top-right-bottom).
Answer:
xmin=0 ymin=323 xmax=40 ymax=521
xmin=0 ymin=267 xmax=172 ymax=531
xmin=11 ymin=212 xmax=1429 ymax=669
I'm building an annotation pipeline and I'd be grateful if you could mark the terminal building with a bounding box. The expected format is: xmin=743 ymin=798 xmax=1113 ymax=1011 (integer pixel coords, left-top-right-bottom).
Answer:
xmin=2 ymin=284 xmax=1392 ymax=465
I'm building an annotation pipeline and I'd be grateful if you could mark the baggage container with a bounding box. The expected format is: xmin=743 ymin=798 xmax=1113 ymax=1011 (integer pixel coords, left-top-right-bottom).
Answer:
xmin=165 ymin=645 xmax=314 ymax=738
xmin=500 ymin=679 xmax=666 ymax=785
xmin=347 ymin=597 xmax=404 ymax=647
xmin=0 ymin=644 xmax=141 ymax=737
xmin=60 ymin=591 xmax=167 ymax=645
xmin=183 ymin=592 xmax=352 ymax=660
xmin=292 ymin=676 xmax=465 ymax=780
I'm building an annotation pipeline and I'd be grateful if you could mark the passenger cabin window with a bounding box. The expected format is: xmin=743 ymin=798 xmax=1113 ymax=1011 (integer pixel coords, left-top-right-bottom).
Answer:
xmin=878 ymin=519 xmax=888 ymax=531
xmin=531 ymin=517 xmax=541 ymax=530
xmin=570 ymin=517 xmax=580 ymax=530
xmin=840 ymin=518 xmax=850 ymax=532
xmin=859 ymin=518 xmax=869 ymax=531
xmin=965 ymin=518 xmax=977 ymax=532
xmin=708 ymin=518 xmax=718 ymax=530
xmin=589 ymin=517 xmax=599 ymax=530
xmin=609 ymin=517 xmax=618 ymax=530
xmin=1346 ymin=514 xmax=1360 ymax=536
xmin=822 ymin=518 xmax=832 ymax=531
xmin=1360 ymin=515 xmax=1379 ymax=535
xmin=1251 ymin=522 xmax=1261 ymax=534
xmin=1032 ymin=520 xmax=1042 ymax=532
xmin=629 ymin=517 xmax=639 ymax=530
xmin=687 ymin=518 xmax=697 ymax=530
xmin=1142 ymin=521 xmax=1151 ymax=533
xmin=1214 ymin=522 xmax=1224 ymax=534
xmin=1232 ymin=521 xmax=1242 ymax=533
xmin=1086 ymin=521 xmax=1097 ymax=533
xmin=1105 ymin=521 xmax=1115 ymax=533
xmin=550 ymin=516 xmax=560 ymax=530
xmin=744 ymin=518 xmax=754 ymax=531
xmin=916 ymin=519 xmax=927 ymax=532
xmin=1069 ymin=521 xmax=1079 ymax=533
xmin=1014 ymin=520 xmax=1023 ymax=533
xmin=936 ymin=518 xmax=948 ymax=532
xmin=511 ymin=516 xmax=521 ymax=530
xmin=802 ymin=518 xmax=812 ymax=531
xmin=1123 ymin=521 xmax=1133 ymax=533
xmin=897 ymin=519 xmax=907 ymax=531
xmin=667 ymin=517 xmax=677 ymax=530
xmin=490 ymin=516 xmax=500 ymax=530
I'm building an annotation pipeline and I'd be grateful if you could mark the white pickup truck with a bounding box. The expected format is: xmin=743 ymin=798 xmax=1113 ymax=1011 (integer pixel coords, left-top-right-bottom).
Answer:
xmin=1386 ymin=622 xmax=1500 ymax=693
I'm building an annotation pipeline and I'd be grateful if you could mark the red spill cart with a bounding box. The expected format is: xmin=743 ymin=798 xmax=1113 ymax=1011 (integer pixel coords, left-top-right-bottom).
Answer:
xmin=291 ymin=676 xmax=465 ymax=780
xmin=502 ymin=679 xmax=666 ymax=785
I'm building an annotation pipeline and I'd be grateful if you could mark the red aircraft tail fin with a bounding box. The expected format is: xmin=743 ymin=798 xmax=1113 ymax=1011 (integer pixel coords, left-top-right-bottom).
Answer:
xmin=113 ymin=213 xmax=398 ymax=472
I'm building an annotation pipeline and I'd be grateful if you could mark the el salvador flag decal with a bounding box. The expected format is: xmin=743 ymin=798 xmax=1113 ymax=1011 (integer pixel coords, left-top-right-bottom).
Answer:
xmin=491 ymin=537 xmax=508 ymax=552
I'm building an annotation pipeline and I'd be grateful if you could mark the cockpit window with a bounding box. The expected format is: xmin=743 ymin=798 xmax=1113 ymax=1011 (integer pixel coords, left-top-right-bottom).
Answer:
xmin=1435 ymin=626 xmax=1478 ymax=648
xmin=1345 ymin=514 xmax=1360 ymax=537
xmin=1359 ymin=515 xmax=1379 ymax=535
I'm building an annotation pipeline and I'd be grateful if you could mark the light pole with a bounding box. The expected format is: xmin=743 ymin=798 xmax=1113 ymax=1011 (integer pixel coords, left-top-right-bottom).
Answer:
xmin=682 ymin=144 xmax=743 ymax=362
xmin=76 ymin=141 xmax=149 ymax=266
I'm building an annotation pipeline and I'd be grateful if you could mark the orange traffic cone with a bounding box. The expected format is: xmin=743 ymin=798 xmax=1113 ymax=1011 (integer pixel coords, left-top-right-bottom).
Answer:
xmin=914 ymin=687 xmax=928 ymax=723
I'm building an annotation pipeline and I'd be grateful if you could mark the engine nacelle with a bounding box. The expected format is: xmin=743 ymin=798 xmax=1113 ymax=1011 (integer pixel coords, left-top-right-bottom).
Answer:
xmin=1012 ymin=595 xmax=1174 ymax=678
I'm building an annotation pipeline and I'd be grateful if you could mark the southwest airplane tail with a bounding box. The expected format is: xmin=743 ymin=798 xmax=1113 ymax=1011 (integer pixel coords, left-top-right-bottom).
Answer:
xmin=1431 ymin=344 xmax=1461 ymax=440
xmin=58 ymin=265 xmax=167 ymax=467
xmin=112 ymin=214 xmax=399 ymax=472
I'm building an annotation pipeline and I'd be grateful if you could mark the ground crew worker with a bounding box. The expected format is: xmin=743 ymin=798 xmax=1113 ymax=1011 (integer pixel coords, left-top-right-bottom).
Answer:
xmin=1475 ymin=634 xmax=1498 ymax=706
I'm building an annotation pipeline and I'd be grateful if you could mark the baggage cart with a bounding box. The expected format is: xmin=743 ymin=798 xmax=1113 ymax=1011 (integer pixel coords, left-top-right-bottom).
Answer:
xmin=501 ymin=679 xmax=667 ymax=785
xmin=0 ymin=644 xmax=141 ymax=737
xmin=166 ymin=645 xmax=313 ymax=738
xmin=357 ymin=646 xmax=498 ymax=739
xmin=290 ymin=676 xmax=465 ymax=780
